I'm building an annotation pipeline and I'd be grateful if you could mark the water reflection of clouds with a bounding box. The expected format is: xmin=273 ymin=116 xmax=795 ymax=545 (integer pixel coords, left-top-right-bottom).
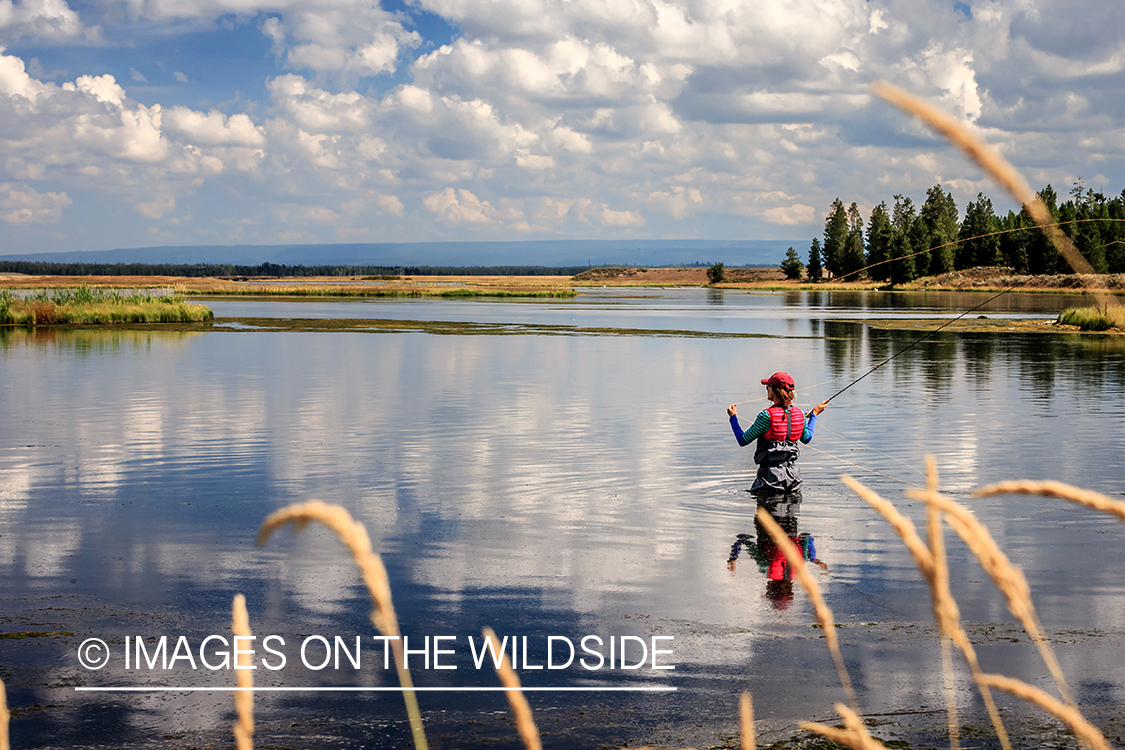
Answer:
xmin=1 ymin=297 xmax=1124 ymax=745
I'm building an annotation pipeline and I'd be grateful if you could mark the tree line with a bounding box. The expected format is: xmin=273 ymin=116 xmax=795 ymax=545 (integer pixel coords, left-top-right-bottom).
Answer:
xmin=0 ymin=261 xmax=592 ymax=277
xmin=801 ymin=183 xmax=1125 ymax=283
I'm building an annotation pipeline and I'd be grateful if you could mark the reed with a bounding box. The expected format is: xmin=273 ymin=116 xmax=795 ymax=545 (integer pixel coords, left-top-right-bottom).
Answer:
xmin=739 ymin=692 xmax=755 ymax=750
xmin=975 ymin=479 xmax=1125 ymax=523
xmin=977 ymin=674 xmax=1114 ymax=750
xmin=231 ymin=594 xmax=254 ymax=750
xmin=754 ymin=506 xmax=859 ymax=713
xmin=799 ymin=703 xmax=889 ymax=750
xmin=0 ymin=287 xmax=213 ymax=325
xmin=0 ymin=676 xmax=8 ymax=750
xmin=257 ymin=501 xmax=428 ymax=750
xmin=1057 ymin=306 xmax=1125 ymax=331
xmin=925 ymin=471 xmax=959 ymax=750
xmin=843 ymin=472 xmax=1011 ymax=750
xmin=482 ymin=627 xmax=542 ymax=750
xmin=905 ymin=485 xmax=1075 ymax=710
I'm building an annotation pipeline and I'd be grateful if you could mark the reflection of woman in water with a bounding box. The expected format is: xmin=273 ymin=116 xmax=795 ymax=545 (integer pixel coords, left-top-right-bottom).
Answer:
xmin=727 ymin=372 xmax=828 ymax=495
xmin=728 ymin=497 xmax=826 ymax=609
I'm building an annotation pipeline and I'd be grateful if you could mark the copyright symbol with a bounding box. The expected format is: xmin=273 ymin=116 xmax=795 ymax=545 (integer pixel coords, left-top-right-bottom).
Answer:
xmin=78 ymin=638 xmax=110 ymax=670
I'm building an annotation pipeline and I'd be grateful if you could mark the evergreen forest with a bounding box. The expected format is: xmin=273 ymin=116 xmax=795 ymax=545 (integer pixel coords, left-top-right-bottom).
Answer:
xmin=808 ymin=183 xmax=1125 ymax=283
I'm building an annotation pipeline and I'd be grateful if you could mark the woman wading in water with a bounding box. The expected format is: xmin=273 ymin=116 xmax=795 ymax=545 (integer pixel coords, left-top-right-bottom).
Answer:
xmin=727 ymin=372 xmax=828 ymax=496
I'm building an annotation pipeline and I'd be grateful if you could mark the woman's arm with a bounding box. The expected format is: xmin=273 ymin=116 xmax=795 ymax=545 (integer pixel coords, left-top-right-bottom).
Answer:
xmin=729 ymin=406 xmax=770 ymax=447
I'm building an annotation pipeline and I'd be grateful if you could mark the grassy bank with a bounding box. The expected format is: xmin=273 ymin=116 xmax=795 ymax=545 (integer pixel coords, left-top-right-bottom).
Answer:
xmin=1057 ymin=305 xmax=1125 ymax=331
xmin=0 ymin=288 xmax=214 ymax=325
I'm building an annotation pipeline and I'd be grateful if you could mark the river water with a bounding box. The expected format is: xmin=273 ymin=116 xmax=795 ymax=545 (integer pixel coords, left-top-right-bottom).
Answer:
xmin=1 ymin=289 xmax=1123 ymax=749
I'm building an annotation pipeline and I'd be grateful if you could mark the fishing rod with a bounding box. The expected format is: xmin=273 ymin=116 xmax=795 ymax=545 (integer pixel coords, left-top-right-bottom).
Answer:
xmin=822 ymin=280 xmax=1023 ymax=403
xmin=760 ymin=218 xmax=1125 ymax=405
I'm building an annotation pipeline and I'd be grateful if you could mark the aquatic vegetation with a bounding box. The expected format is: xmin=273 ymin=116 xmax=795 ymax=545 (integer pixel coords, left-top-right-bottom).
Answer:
xmin=1057 ymin=305 xmax=1125 ymax=331
xmin=0 ymin=287 xmax=213 ymax=325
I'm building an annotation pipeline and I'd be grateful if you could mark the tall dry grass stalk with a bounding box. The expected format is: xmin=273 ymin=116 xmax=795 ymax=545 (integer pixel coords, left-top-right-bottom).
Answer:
xmin=871 ymin=80 xmax=1112 ymax=309
xmin=257 ymin=500 xmax=428 ymax=750
xmin=0 ymin=676 xmax=8 ymax=750
xmin=232 ymin=594 xmax=254 ymax=750
xmin=754 ymin=506 xmax=859 ymax=713
xmin=977 ymin=674 xmax=1114 ymax=750
xmin=905 ymin=484 xmax=1075 ymax=709
xmin=482 ymin=627 xmax=542 ymax=750
xmin=926 ymin=486 xmax=959 ymax=750
xmin=843 ymin=471 xmax=1011 ymax=750
xmin=974 ymin=480 xmax=1125 ymax=523
xmin=739 ymin=691 xmax=755 ymax=750
xmin=799 ymin=703 xmax=888 ymax=750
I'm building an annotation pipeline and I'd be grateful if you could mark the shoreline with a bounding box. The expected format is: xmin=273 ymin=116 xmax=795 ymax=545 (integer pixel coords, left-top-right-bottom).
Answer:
xmin=2 ymin=267 xmax=1124 ymax=296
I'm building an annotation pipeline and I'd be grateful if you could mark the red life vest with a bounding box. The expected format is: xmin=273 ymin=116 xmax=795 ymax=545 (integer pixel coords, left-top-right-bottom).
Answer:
xmin=764 ymin=405 xmax=805 ymax=442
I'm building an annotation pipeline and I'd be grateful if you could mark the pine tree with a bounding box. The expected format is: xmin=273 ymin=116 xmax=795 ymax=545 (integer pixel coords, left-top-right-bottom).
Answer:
xmin=1025 ymin=185 xmax=1060 ymax=274
xmin=919 ymin=185 xmax=959 ymax=276
xmin=865 ymin=202 xmax=892 ymax=282
xmin=958 ymin=193 xmax=1001 ymax=269
xmin=1107 ymin=189 xmax=1125 ymax=273
xmin=822 ymin=198 xmax=848 ymax=279
xmin=998 ymin=210 xmax=1030 ymax=273
xmin=807 ymin=238 xmax=823 ymax=281
xmin=780 ymin=247 xmax=804 ymax=279
xmin=888 ymin=230 xmax=914 ymax=286
xmin=841 ymin=202 xmax=866 ymax=278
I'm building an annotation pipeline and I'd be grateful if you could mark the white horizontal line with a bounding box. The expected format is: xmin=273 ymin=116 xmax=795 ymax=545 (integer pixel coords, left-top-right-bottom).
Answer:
xmin=75 ymin=686 xmax=677 ymax=693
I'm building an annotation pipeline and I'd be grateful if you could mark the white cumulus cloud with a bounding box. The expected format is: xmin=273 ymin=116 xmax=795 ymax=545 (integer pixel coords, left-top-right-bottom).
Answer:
xmin=0 ymin=181 xmax=71 ymax=223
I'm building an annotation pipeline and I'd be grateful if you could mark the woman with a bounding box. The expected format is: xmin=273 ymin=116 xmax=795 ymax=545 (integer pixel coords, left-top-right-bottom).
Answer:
xmin=727 ymin=372 xmax=828 ymax=495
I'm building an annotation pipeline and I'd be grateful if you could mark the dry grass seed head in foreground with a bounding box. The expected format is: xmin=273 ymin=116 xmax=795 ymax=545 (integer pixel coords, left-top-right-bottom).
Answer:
xmin=232 ymin=594 xmax=254 ymax=750
xmin=843 ymin=472 xmax=1011 ymax=750
xmin=740 ymin=691 xmax=755 ymax=750
xmin=905 ymin=487 xmax=1075 ymax=710
xmin=754 ymin=506 xmax=859 ymax=714
xmin=974 ymin=480 xmax=1125 ymax=523
xmin=256 ymin=500 xmax=428 ymax=750
xmin=257 ymin=500 xmax=398 ymax=637
xmin=1 ymin=676 xmax=8 ymax=750
xmin=482 ymin=627 xmax=542 ymax=750
xmin=799 ymin=703 xmax=889 ymax=750
xmin=976 ymin=674 xmax=1114 ymax=750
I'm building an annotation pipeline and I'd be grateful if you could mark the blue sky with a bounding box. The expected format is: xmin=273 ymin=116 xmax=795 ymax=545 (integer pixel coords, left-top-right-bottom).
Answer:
xmin=1 ymin=0 xmax=1123 ymax=258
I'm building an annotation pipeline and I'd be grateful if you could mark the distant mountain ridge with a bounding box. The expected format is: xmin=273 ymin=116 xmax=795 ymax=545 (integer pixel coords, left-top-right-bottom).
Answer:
xmin=0 ymin=239 xmax=798 ymax=268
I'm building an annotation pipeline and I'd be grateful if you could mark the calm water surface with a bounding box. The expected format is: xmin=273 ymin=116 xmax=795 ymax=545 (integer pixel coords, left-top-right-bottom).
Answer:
xmin=1 ymin=289 xmax=1124 ymax=748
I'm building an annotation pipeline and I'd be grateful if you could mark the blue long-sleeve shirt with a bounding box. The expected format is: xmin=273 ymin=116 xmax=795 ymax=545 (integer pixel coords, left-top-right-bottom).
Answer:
xmin=730 ymin=409 xmax=817 ymax=447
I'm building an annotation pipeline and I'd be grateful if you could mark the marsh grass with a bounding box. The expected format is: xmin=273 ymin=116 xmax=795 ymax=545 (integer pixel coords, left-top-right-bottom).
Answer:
xmin=1057 ymin=306 xmax=1125 ymax=331
xmin=0 ymin=287 xmax=213 ymax=325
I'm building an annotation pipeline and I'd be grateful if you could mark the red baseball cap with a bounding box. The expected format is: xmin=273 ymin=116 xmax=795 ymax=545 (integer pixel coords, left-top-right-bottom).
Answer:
xmin=761 ymin=372 xmax=795 ymax=389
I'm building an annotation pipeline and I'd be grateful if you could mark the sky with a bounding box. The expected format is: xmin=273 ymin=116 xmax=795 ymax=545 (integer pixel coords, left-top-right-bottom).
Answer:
xmin=1 ymin=0 xmax=1124 ymax=258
